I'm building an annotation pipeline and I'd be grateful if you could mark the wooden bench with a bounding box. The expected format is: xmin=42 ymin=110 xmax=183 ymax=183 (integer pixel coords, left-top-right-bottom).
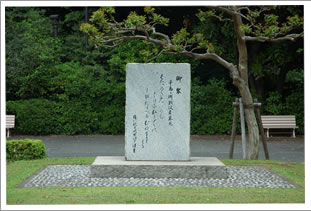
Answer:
xmin=261 ymin=115 xmax=298 ymax=138
xmin=6 ymin=115 xmax=15 ymax=137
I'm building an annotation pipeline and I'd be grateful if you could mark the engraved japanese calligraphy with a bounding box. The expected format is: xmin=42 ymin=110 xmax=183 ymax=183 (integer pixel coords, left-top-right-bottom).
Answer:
xmin=125 ymin=63 xmax=190 ymax=160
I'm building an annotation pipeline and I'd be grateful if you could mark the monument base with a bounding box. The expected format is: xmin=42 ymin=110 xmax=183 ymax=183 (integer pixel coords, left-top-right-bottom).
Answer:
xmin=90 ymin=156 xmax=227 ymax=179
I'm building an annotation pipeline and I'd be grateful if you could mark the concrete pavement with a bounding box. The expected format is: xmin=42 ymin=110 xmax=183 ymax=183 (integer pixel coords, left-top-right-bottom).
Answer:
xmin=7 ymin=135 xmax=304 ymax=162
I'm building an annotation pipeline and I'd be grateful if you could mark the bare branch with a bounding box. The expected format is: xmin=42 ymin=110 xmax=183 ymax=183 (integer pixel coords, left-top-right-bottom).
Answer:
xmin=237 ymin=6 xmax=251 ymax=13
xmin=245 ymin=32 xmax=304 ymax=42
xmin=152 ymin=27 xmax=172 ymax=44
xmin=146 ymin=49 xmax=167 ymax=62
xmin=206 ymin=6 xmax=236 ymax=16
xmin=207 ymin=6 xmax=251 ymax=25
xmin=209 ymin=14 xmax=233 ymax=22
xmin=257 ymin=6 xmax=275 ymax=14
xmin=168 ymin=50 xmax=237 ymax=73
xmin=98 ymin=29 xmax=237 ymax=75
xmin=190 ymin=47 xmax=200 ymax=53
xmin=98 ymin=34 xmax=170 ymax=49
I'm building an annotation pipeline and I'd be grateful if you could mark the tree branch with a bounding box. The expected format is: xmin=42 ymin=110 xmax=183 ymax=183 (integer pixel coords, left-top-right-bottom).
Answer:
xmin=151 ymin=27 xmax=172 ymax=44
xmin=207 ymin=6 xmax=251 ymax=25
xmin=237 ymin=6 xmax=251 ymax=13
xmin=146 ymin=49 xmax=167 ymax=62
xmin=206 ymin=6 xmax=236 ymax=16
xmin=99 ymin=29 xmax=238 ymax=76
xmin=245 ymin=32 xmax=304 ymax=42
xmin=209 ymin=14 xmax=233 ymax=22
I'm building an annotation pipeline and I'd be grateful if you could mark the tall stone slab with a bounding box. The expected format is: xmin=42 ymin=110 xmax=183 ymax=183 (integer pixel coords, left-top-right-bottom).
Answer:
xmin=125 ymin=63 xmax=191 ymax=160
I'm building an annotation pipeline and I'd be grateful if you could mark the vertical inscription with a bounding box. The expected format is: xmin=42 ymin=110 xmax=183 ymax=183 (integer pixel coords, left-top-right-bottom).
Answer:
xmin=159 ymin=74 xmax=165 ymax=120
xmin=135 ymin=74 xmax=183 ymax=149
xmin=176 ymin=75 xmax=182 ymax=94
xmin=151 ymin=91 xmax=158 ymax=133
xmin=168 ymin=79 xmax=174 ymax=126
xmin=132 ymin=114 xmax=137 ymax=153
xmin=143 ymin=88 xmax=150 ymax=147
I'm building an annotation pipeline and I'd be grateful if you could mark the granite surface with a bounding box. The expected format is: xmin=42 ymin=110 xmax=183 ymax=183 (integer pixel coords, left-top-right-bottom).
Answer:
xmin=125 ymin=63 xmax=191 ymax=160
xmin=90 ymin=165 xmax=228 ymax=179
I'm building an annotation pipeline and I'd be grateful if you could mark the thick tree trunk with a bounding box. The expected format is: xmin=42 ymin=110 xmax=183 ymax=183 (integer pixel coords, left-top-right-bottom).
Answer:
xmin=232 ymin=8 xmax=260 ymax=159
xmin=239 ymin=85 xmax=260 ymax=159
xmin=231 ymin=71 xmax=260 ymax=159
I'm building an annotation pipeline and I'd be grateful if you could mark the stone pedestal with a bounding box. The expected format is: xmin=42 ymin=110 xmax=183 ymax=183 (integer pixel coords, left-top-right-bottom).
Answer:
xmin=91 ymin=156 xmax=227 ymax=179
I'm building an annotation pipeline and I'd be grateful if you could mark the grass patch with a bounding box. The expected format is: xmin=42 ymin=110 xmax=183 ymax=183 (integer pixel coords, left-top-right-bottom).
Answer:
xmin=6 ymin=158 xmax=304 ymax=204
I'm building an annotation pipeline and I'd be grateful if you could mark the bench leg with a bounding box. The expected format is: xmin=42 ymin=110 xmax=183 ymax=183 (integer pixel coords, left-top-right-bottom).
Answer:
xmin=293 ymin=129 xmax=296 ymax=138
xmin=266 ymin=128 xmax=269 ymax=138
xmin=7 ymin=129 xmax=10 ymax=138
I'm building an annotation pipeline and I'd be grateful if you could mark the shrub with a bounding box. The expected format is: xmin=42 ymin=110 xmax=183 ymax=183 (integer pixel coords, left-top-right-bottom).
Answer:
xmin=6 ymin=99 xmax=62 ymax=135
xmin=6 ymin=139 xmax=47 ymax=161
xmin=57 ymin=100 xmax=99 ymax=135
xmin=262 ymin=90 xmax=304 ymax=135
xmin=284 ymin=91 xmax=304 ymax=134
xmin=6 ymin=98 xmax=125 ymax=135
xmin=264 ymin=91 xmax=283 ymax=115
xmin=191 ymin=78 xmax=236 ymax=135
xmin=96 ymin=105 xmax=125 ymax=134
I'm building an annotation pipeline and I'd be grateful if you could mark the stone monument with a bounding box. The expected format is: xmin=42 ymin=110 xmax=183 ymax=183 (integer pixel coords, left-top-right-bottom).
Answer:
xmin=91 ymin=63 xmax=226 ymax=178
xmin=125 ymin=63 xmax=191 ymax=160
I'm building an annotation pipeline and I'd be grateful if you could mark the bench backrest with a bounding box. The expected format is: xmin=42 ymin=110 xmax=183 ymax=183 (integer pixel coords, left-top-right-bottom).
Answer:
xmin=6 ymin=115 xmax=15 ymax=128
xmin=261 ymin=115 xmax=296 ymax=128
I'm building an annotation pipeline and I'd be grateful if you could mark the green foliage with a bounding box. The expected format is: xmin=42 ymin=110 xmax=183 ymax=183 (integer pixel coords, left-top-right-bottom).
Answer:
xmin=6 ymin=99 xmax=62 ymax=135
xmin=6 ymin=7 xmax=304 ymax=136
xmin=172 ymin=28 xmax=190 ymax=49
xmin=287 ymin=14 xmax=303 ymax=27
xmin=286 ymin=68 xmax=303 ymax=84
xmin=5 ymin=7 xmax=62 ymax=100
xmin=95 ymin=105 xmax=125 ymax=134
xmin=283 ymin=67 xmax=304 ymax=133
xmin=58 ymin=101 xmax=98 ymax=135
xmin=250 ymin=54 xmax=264 ymax=78
xmin=192 ymin=14 xmax=236 ymax=63
xmin=249 ymin=6 xmax=303 ymax=37
xmin=108 ymin=39 xmax=199 ymax=74
xmin=6 ymin=139 xmax=47 ymax=161
xmin=124 ymin=11 xmax=146 ymax=27
xmin=6 ymin=61 xmax=125 ymax=135
xmin=90 ymin=8 xmax=111 ymax=28
xmin=108 ymin=40 xmax=156 ymax=72
xmin=144 ymin=7 xmax=169 ymax=25
xmin=144 ymin=6 xmax=155 ymax=14
xmin=264 ymin=14 xmax=279 ymax=25
xmin=249 ymin=42 xmax=297 ymax=82
xmin=262 ymin=87 xmax=304 ymax=134
xmin=283 ymin=90 xmax=304 ymax=134
xmin=6 ymin=98 xmax=124 ymax=135
xmin=60 ymin=8 xmax=88 ymax=63
xmin=191 ymin=79 xmax=236 ymax=135
xmin=264 ymin=91 xmax=283 ymax=115
xmin=240 ymin=24 xmax=252 ymax=34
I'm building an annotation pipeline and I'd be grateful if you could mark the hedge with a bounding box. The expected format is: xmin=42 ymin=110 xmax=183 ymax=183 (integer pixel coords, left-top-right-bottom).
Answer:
xmin=6 ymin=139 xmax=47 ymax=161
xmin=6 ymin=78 xmax=239 ymax=135
xmin=6 ymin=79 xmax=237 ymax=135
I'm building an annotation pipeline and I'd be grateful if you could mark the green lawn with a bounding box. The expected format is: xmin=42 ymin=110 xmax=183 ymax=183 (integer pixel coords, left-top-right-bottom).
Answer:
xmin=6 ymin=157 xmax=304 ymax=204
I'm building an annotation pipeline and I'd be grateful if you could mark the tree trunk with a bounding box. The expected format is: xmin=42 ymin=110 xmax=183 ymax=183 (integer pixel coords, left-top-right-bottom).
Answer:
xmin=239 ymin=85 xmax=260 ymax=159
xmin=232 ymin=8 xmax=260 ymax=159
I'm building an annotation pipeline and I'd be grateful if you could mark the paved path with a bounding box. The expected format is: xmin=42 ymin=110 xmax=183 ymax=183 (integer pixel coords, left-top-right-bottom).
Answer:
xmin=8 ymin=135 xmax=304 ymax=162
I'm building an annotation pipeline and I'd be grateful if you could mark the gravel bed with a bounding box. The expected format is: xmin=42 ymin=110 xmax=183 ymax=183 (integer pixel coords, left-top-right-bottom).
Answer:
xmin=20 ymin=165 xmax=297 ymax=188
